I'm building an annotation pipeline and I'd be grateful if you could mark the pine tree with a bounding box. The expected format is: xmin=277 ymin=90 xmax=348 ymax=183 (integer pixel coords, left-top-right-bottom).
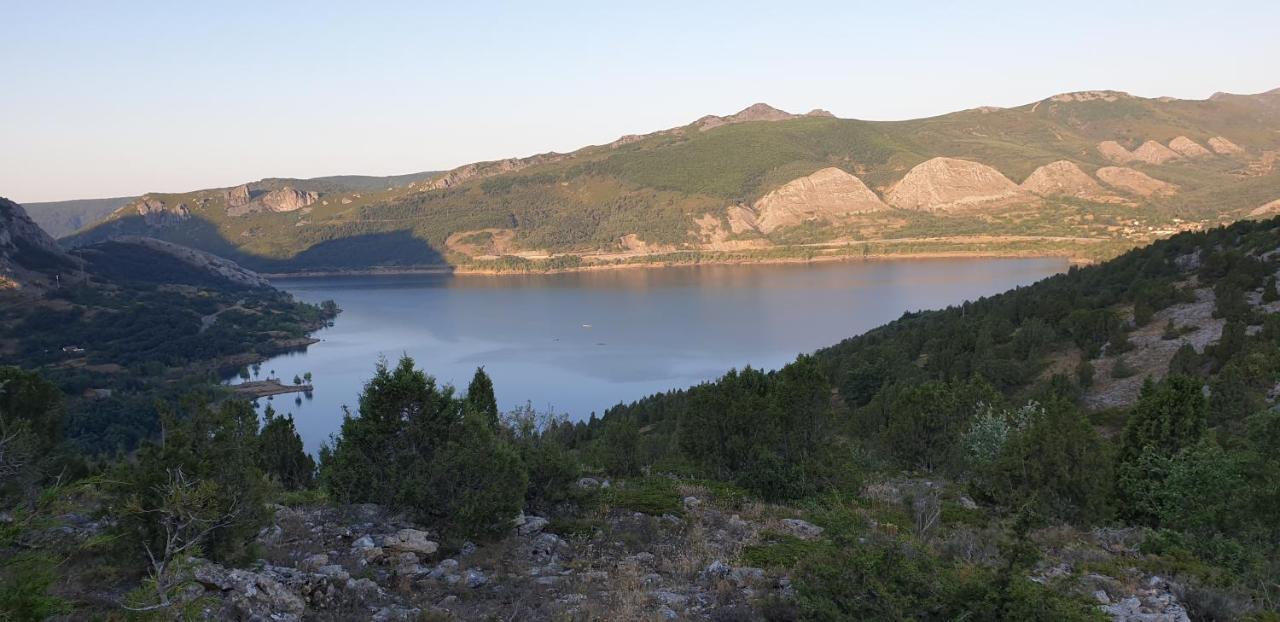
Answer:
xmin=465 ymin=367 xmax=499 ymax=429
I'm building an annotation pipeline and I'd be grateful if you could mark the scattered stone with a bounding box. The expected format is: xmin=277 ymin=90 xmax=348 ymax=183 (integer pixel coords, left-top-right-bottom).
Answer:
xmin=465 ymin=569 xmax=488 ymax=588
xmin=704 ymin=560 xmax=731 ymax=578
xmin=682 ymin=496 xmax=702 ymax=511
xmin=577 ymin=477 xmax=602 ymax=489
xmin=778 ymin=518 xmax=824 ymax=540
xmin=351 ymin=535 xmax=376 ymax=550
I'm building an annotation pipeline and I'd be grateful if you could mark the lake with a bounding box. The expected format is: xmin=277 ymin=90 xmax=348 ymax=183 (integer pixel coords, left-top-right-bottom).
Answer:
xmin=241 ymin=258 xmax=1067 ymax=452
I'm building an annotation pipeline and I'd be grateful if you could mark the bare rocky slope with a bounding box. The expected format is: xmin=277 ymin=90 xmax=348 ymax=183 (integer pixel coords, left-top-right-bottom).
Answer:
xmin=885 ymin=157 xmax=1025 ymax=211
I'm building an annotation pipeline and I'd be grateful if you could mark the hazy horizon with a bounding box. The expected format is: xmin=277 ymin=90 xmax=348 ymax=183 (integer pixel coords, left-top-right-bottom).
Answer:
xmin=4 ymin=1 xmax=1278 ymax=203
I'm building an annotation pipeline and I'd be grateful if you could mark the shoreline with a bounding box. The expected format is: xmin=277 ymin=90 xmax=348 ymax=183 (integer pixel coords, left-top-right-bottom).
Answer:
xmin=260 ymin=248 xmax=1089 ymax=279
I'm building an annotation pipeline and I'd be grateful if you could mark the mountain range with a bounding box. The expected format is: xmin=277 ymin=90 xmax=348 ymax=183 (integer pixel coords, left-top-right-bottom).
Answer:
xmin=55 ymin=86 xmax=1280 ymax=273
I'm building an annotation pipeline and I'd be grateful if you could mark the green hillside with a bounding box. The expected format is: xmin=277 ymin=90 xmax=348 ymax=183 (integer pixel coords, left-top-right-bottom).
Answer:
xmin=68 ymin=88 xmax=1280 ymax=273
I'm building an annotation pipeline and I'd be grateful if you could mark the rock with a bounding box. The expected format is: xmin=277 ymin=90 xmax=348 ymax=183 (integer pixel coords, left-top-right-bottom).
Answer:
xmin=633 ymin=552 xmax=655 ymax=565
xmin=577 ymin=477 xmax=602 ymax=489
xmin=1094 ymin=589 xmax=1111 ymax=604
xmin=1168 ymin=136 xmax=1212 ymax=158
xmin=226 ymin=184 xmax=252 ymax=208
xmin=1096 ymin=167 xmax=1178 ymax=197
xmin=317 ymin=565 xmax=350 ymax=582
xmin=384 ymin=528 xmax=438 ymax=556
xmin=1208 ymin=136 xmax=1245 ymax=155
xmin=750 ymin=167 xmax=889 ymax=232
xmin=131 ymin=195 xmax=191 ymax=227
xmin=1098 ymin=140 xmax=1137 ymax=164
xmin=659 ymin=606 xmax=679 ymax=620
xmin=1248 ymin=199 xmax=1280 ymax=218
xmin=531 ymin=532 xmax=565 ymax=562
xmin=459 ymin=541 xmax=477 ymax=557
xmin=778 ymin=518 xmax=824 ymax=540
xmin=427 ymin=559 xmax=459 ymax=579
xmin=652 ymin=591 xmax=687 ymax=606
xmin=958 ymin=495 xmax=979 ymax=510
xmin=704 ymin=560 xmax=731 ymax=578
xmin=1020 ymin=160 xmax=1112 ymax=201
xmin=300 ymin=553 xmax=329 ymax=571
xmin=1131 ymin=140 xmax=1181 ymax=164
xmin=361 ymin=546 xmax=385 ymax=563
xmin=885 ymin=157 xmax=1024 ymax=211
xmin=518 ymin=515 xmax=550 ymax=536
xmin=351 ymin=535 xmax=376 ymax=550
xmin=728 ymin=566 xmax=766 ymax=587
xmin=260 ymin=187 xmax=319 ymax=213
xmin=465 ymin=569 xmax=488 ymax=588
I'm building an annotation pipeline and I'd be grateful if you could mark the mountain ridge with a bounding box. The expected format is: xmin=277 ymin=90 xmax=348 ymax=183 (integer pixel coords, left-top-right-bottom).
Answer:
xmin=64 ymin=86 xmax=1280 ymax=273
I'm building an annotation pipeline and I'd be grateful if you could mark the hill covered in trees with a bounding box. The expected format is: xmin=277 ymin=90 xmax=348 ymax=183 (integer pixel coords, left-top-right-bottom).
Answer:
xmin=5 ymin=216 xmax=1280 ymax=620
xmin=64 ymin=87 xmax=1280 ymax=273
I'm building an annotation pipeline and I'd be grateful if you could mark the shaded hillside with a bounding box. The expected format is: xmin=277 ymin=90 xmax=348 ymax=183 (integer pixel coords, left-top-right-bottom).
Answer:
xmin=0 ymin=197 xmax=336 ymax=451
xmin=67 ymin=87 xmax=1280 ymax=272
xmin=24 ymin=196 xmax=135 ymax=238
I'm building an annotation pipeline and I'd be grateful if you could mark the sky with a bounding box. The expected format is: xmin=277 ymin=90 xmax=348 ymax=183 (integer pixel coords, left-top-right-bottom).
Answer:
xmin=2 ymin=1 xmax=1278 ymax=203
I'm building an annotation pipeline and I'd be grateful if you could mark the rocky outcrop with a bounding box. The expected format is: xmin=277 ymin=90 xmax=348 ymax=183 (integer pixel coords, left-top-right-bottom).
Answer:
xmin=132 ymin=195 xmax=191 ymax=226
xmin=751 ymin=168 xmax=888 ymax=232
xmin=1020 ymin=161 xmax=1111 ymax=200
xmin=105 ymin=236 xmax=271 ymax=288
xmin=1168 ymin=136 xmax=1211 ymax=158
xmin=1096 ymin=167 xmax=1178 ymax=197
xmin=226 ymin=184 xmax=252 ymax=208
xmin=1208 ymin=136 xmax=1245 ymax=155
xmin=1131 ymin=140 xmax=1181 ymax=165
xmin=1097 ymin=141 xmax=1136 ymax=164
xmin=1249 ymin=199 xmax=1280 ymax=218
xmin=260 ymin=187 xmax=319 ymax=212
xmin=227 ymin=186 xmax=319 ymax=217
xmin=885 ymin=157 xmax=1025 ymax=211
xmin=423 ymin=154 xmax=567 ymax=191
xmin=1049 ymin=90 xmax=1132 ymax=103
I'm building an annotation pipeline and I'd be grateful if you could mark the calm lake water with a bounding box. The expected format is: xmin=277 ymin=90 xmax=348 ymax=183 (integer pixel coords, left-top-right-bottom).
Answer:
xmin=241 ymin=258 xmax=1067 ymax=452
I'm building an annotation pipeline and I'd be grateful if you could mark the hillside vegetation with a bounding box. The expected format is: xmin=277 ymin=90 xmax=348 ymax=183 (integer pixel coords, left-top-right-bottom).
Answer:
xmin=66 ymin=88 xmax=1280 ymax=272
xmin=8 ymin=215 xmax=1280 ymax=619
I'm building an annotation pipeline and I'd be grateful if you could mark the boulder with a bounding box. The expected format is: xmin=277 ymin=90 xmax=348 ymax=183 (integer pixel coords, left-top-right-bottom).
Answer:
xmin=383 ymin=528 xmax=438 ymax=556
xmin=517 ymin=515 xmax=550 ymax=536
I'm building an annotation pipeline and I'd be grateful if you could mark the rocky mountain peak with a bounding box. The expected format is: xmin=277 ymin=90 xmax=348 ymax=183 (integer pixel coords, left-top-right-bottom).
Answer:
xmin=696 ymin=103 xmax=803 ymax=131
xmin=1047 ymin=90 xmax=1133 ymax=103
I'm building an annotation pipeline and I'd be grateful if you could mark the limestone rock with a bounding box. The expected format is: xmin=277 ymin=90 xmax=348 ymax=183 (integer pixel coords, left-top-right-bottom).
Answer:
xmin=260 ymin=187 xmax=319 ymax=213
xmin=1096 ymin=167 xmax=1179 ymax=197
xmin=751 ymin=167 xmax=888 ymax=232
xmin=1167 ymin=136 xmax=1211 ymax=158
xmin=0 ymin=198 xmax=79 ymax=287
xmin=1131 ymin=140 xmax=1181 ymax=165
xmin=1020 ymin=160 xmax=1110 ymax=200
xmin=133 ymin=195 xmax=191 ymax=226
xmin=1050 ymin=90 xmax=1131 ymax=103
xmin=226 ymin=184 xmax=252 ymax=208
xmin=885 ymin=157 xmax=1024 ymax=211
xmin=384 ymin=528 xmax=438 ymax=557
xmin=1097 ymin=141 xmax=1136 ymax=164
xmin=1208 ymin=136 xmax=1245 ymax=155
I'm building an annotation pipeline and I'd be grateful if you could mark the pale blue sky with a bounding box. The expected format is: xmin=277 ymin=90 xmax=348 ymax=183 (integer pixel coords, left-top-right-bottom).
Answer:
xmin=3 ymin=1 xmax=1277 ymax=203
